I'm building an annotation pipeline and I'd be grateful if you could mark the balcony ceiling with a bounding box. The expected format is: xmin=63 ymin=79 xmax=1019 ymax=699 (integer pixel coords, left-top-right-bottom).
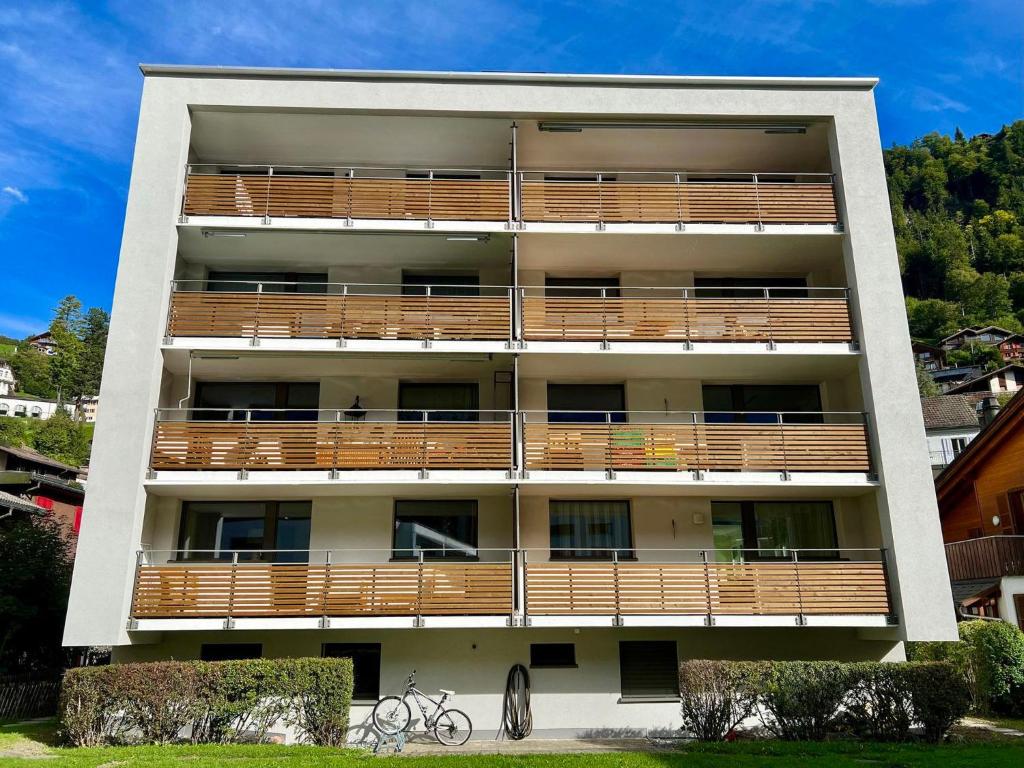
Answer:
xmin=188 ymin=110 xmax=832 ymax=173
xmin=178 ymin=229 xmax=512 ymax=271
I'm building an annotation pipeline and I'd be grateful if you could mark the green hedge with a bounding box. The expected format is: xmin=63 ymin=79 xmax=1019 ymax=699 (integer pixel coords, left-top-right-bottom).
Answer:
xmin=678 ymin=660 xmax=969 ymax=743
xmin=910 ymin=619 xmax=1024 ymax=716
xmin=59 ymin=658 xmax=352 ymax=747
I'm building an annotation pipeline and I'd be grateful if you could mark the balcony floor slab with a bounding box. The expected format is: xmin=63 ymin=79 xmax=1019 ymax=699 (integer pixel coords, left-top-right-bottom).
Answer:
xmin=132 ymin=615 xmax=513 ymax=632
xmin=180 ymin=216 xmax=511 ymax=234
xmin=526 ymin=614 xmax=890 ymax=629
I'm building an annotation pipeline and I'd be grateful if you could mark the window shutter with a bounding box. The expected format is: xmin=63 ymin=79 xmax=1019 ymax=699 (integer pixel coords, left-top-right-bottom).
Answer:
xmin=618 ymin=641 xmax=678 ymax=699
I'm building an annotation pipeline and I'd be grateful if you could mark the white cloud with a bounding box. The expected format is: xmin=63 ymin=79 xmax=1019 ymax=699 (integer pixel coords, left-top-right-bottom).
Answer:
xmin=2 ymin=185 xmax=27 ymax=203
xmin=911 ymin=86 xmax=969 ymax=113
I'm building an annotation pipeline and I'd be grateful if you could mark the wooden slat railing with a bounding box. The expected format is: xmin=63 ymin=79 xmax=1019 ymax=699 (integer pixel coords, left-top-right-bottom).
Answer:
xmin=519 ymin=174 xmax=838 ymax=225
xmin=524 ymin=557 xmax=890 ymax=616
xmin=522 ymin=414 xmax=871 ymax=473
xmin=132 ymin=561 xmax=514 ymax=618
xmin=167 ymin=284 xmax=513 ymax=341
xmin=183 ymin=168 xmax=510 ymax=222
xmin=945 ymin=536 xmax=1024 ymax=581
xmin=521 ymin=291 xmax=853 ymax=343
xmin=151 ymin=412 xmax=513 ymax=471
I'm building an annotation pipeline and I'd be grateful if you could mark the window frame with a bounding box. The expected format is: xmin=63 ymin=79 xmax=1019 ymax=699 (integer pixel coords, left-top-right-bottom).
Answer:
xmin=176 ymin=500 xmax=312 ymax=562
xmin=710 ymin=500 xmax=838 ymax=561
xmin=548 ymin=499 xmax=634 ymax=561
xmin=200 ymin=643 xmax=263 ymax=661
xmin=322 ymin=642 xmax=382 ymax=702
xmin=391 ymin=499 xmax=480 ymax=561
xmin=529 ymin=643 xmax=578 ymax=669
xmin=618 ymin=640 xmax=679 ymax=702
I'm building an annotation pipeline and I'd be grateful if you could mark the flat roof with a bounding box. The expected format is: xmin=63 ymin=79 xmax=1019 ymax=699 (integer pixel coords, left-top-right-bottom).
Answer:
xmin=138 ymin=65 xmax=878 ymax=90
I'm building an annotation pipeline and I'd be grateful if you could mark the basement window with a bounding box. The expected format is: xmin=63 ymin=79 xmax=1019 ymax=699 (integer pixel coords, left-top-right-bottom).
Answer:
xmin=323 ymin=643 xmax=381 ymax=701
xmin=618 ymin=641 xmax=679 ymax=702
xmin=200 ymin=643 xmax=263 ymax=661
xmin=530 ymin=643 xmax=577 ymax=668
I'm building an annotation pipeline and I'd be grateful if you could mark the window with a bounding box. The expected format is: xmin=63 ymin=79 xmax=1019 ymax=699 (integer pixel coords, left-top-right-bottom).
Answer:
xmin=323 ymin=643 xmax=381 ymax=701
xmin=711 ymin=501 xmax=837 ymax=561
xmin=398 ymin=382 xmax=479 ymax=422
xmin=547 ymin=383 xmax=626 ymax=423
xmin=1015 ymin=596 xmax=1024 ymax=631
xmin=549 ymin=500 xmax=632 ymax=560
xmin=206 ymin=271 xmax=327 ymax=294
xmin=693 ymin=276 xmax=807 ymax=298
xmin=193 ymin=381 xmax=320 ymax=421
xmin=702 ymin=384 xmax=822 ymax=424
xmin=0 ymin=404 xmax=7 ymax=415
xmin=619 ymin=641 xmax=678 ymax=700
xmin=530 ymin=643 xmax=577 ymax=668
xmin=393 ymin=500 xmax=478 ymax=559
xmin=14 ymin=404 xmax=26 ymax=417
xmin=545 ymin=276 xmax=621 ymax=298
xmin=200 ymin=643 xmax=263 ymax=661
xmin=178 ymin=501 xmax=312 ymax=562
xmin=951 ymin=437 xmax=969 ymax=457
xmin=30 ymin=406 xmax=42 ymax=418
xmin=401 ymin=272 xmax=480 ymax=297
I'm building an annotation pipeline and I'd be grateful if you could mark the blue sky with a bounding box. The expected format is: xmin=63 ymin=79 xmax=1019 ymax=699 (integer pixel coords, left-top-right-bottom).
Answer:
xmin=0 ymin=0 xmax=1021 ymax=338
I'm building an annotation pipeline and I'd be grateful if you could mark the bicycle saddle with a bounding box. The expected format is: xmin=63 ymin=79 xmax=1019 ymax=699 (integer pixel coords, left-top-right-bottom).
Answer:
xmin=439 ymin=689 xmax=455 ymax=696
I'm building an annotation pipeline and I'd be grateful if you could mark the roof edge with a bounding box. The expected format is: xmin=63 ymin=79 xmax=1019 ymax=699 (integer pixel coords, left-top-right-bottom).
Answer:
xmin=137 ymin=65 xmax=879 ymax=89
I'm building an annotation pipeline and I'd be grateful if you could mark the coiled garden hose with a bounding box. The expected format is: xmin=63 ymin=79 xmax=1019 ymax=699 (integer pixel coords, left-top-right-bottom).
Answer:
xmin=498 ymin=663 xmax=532 ymax=740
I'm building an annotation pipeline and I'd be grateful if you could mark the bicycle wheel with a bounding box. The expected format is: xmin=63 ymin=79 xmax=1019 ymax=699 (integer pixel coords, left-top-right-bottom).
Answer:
xmin=372 ymin=696 xmax=412 ymax=734
xmin=433 ymin=708 xmax=472 ymax=746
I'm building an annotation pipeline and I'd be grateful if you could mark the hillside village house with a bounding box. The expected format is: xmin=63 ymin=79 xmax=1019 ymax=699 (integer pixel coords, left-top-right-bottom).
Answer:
xmin=945 ymin=364 xmax=1024 ymax=396
xmin=939 ymin=326 xmax=1014 ymax=352
xmin=26 ymin=331 xmax=58 ymax=356
xmin=63 ymin=67 xmax=956 ymax=739
xmin=0 ymin=360 xmax=14 ymax=397
xmin=937 ymin=392 xmax=1024 ymax=628
xmin=0 ymin=395 xmax=73 ymax=419
xmin=0 ymin=443 xmax=85 ymax=546
xmin=921 ymin=395 xmax=982 ymax=475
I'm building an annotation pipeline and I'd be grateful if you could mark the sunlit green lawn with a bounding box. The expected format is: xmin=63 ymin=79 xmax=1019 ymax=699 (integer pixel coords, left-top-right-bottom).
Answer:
xmin=2 ymin=720 xmax=1023 ymax=767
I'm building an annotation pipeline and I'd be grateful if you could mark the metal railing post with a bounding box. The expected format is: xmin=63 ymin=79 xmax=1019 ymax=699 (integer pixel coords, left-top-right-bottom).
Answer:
xmin=596 ymin=172 xmax=605 ymax=230
xmin=778 ymin=411 xmax=790 ymax=480
xmin=262 ymin=166 xmax=273 ymax=224
xmin=600 ymin=287 xmax=609 ymax=349
xmin=225 ymin=551 xmax=239 ymax=629
xmin=701 ymin=549 xmax=713 ymax=626
xmin=605 ymin=410 xmax=614 ymax=478
xmin=674 ymin=172 xmax=685 ymax=231
xmin=426 ymin=169 xmax=434 ymax=228
xmin=862 ymin=411 xmax=877 ymax=479
xmin=420 ymin=409 xmax=429 ymax=476
xmin=415 ymin=550 xmax=425 ymax=627
xmin=752 ymin=172 xmax=764 ymax=231
xmin=179 ymin=163 xmax=191 ymax=223
xmin=338 ymin=283 xmax=348 ymax=348
xmin=520 ymin=549 xmax=530 ymax=626
xmin=251 ymin=282 xmax=263 ymax=346
xmin=321 ymin=549 xmax=332 ymax=626
xmin=612 ymin=550 xmax=622 ymax=625
xmin=516 ymin=411 xmax=526 ymax=476
xmin=764 ymin=287 xmax=775 ymax=349
xmin=682 ymin=286 xmax=692 ymax=349
xmin=792 ymin=549 xmax=805 ymax=625
xmin=879 ymin=547 xmax=896 ymax=623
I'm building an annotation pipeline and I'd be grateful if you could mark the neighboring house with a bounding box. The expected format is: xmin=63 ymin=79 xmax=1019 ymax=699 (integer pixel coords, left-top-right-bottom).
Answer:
xmin=0 ymin=395 xmax=73 ymax=420
xmin=998 ymin=334 xmax=1024 ymax=362
xmin=63 ymin=66 xmax=957 ymax=740
xmin=932 ymin=365 xmax=983 ymax=393
xmin=0 ymin=360 xmax=14 ymax=397
xmin=26 ymin=331 xmax=57 ymax=356
xmin=77 ymin=395 xmax=99 ymax=423
xmin=921 ymin=395 xmax=981 ymax=475
xmin=940 ymin=326 xmax=1014 ymax=352
xmin=946 ymin=364 xmax=1024 ymax=396
xmin=912 ymin=341 xmax=946 ymax=372
xmin=0 ymin=443 xmax=85 ymax=547
xmin=937 ymin=391 xmax=1024 ymax=627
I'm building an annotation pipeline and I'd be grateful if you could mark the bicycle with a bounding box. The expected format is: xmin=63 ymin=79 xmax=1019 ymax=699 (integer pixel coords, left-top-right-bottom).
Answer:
xmin=371 ymin=670 xmax=473 ymax=746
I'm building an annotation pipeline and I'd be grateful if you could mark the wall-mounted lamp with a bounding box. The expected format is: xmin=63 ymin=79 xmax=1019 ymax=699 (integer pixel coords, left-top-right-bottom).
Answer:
xmin=992 ymin=515 xmax=1002 ymax=528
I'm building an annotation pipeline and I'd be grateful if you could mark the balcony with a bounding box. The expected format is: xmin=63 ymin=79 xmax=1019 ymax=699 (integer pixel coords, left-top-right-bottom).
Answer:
xmin=164 ymin=282 xmax=854 ymax=348
xmin=945 ymin=536 xmax=1024 ymax=581
xmin=150 ymin=409 xmax=514 ymax=472
xmin=520 ymin=286 xmax=853 ymax=344
xmin=166 ymin=281 xmax=514 ymax=343
xmin=518 ymin=172 xmax=838 ymax=227
xmin=129 ymin=547 xmax=891 ymax=629
xmin=521 ymin=411 xmax=872 ymax=475
xmin=182 ymin=165 xmax=512 ymax=223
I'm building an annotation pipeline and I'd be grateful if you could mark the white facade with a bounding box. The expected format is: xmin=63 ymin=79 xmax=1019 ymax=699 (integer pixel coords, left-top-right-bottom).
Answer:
xmin=0 ymin=361 xmax=14 ymax=397
xmin=0 ymin=395 xmax=71 ymax=419
xmin=65 ymin=67 xmax=957 ymax=739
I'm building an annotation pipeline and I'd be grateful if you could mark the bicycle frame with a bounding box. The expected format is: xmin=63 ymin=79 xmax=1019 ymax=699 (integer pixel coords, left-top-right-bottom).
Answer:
xmin=402 ymin=684 xmax=450 ymax=730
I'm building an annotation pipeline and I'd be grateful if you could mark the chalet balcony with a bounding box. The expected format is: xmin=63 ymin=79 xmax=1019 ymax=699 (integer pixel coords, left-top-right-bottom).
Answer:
xmin=166 ymin=281 xmax=514 ymax=343
xmin=150 ymin=409 xmax=514 ymax=472
xmin=518 ymin=171 xmax=839 ymax=227
xmin=129 ymin=547 xmax=891 ymax=627
xmin=521 ymin=411 xmax=873 ymax=475
xmin=945 ymin=536 xmax=1024 ymax=581
xmin=519 ymin=286 xmax=854 ymax=344
xmin=182 ymin=165 xmax=513 ymax=223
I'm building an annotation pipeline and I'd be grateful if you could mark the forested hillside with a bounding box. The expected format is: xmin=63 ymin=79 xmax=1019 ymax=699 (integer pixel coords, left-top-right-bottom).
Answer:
xmin=886 ymin=121 xmax=1024 ymax=343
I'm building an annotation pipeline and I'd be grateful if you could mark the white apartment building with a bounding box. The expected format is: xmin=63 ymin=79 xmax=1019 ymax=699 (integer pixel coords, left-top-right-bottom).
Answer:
xmin=64 ymin=67 xmax=957 ymax=739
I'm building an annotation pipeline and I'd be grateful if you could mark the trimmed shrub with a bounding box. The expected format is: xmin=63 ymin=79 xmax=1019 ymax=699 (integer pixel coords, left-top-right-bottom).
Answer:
xmin=58 ymin=657 xmax=353 ymax=747
xmin=755 ymin=661 xmax=854 ymax=741
xmin=906 ymin=662 xmax=971 ymax=742
xmin=678 ymin=660 xmax=759 ymax=740
xmin=280 ymin=657 xmax=353 ymax=746
xmin=844 ymin=663 xmax=913 ymax=741
xmin=911 ymin=620 xmax=1024 ymax=715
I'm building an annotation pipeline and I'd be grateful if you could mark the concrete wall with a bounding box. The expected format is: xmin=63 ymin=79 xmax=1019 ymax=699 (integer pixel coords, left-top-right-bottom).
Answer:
xmin=112 ymin=625 xmax=904 ymax=739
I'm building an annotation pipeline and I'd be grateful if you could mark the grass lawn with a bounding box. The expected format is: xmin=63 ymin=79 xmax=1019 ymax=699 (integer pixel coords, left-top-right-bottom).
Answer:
xmin=2 ymin=721 xmax=1023 ymax=768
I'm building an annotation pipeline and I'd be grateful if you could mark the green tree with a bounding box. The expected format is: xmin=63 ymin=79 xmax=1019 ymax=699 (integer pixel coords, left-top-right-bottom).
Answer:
xmin=32 ymin=408 xmax=91 ymax=466
xmin=48 ymin=296 xmax=84 ymax=404
xmin=946 ymin=342 xmax=1005 ymax=371
xmin=76 ymin=307 xmax=109 ymax=397
xmin=0 ymin=514 xmax=74 ymax=674
xmin=9 ymin=346 xmax=55 ymax=398
xmin=916 ymin=362 xmax=940 ymax=397
xmin=905 ymin=297 xmax=962 ymax=342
